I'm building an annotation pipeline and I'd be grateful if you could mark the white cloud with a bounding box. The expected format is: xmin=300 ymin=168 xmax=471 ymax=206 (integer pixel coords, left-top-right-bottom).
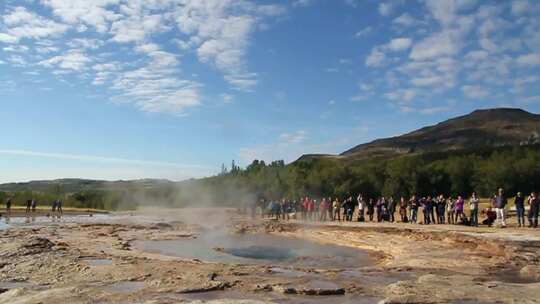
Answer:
xmin=386 ymin=37 xmax=412 ymax=52
xmin=3 ymin=6 xmax=69 ymax=41
xmin=511 ymin=0 xmax=531 ymax=15
xmin=516 ymin=53 xmax=540 ymax=66
xmin=378 ymin=3 xmax=393 ymax=16
xmin=410 ymin=31 xmax=461 ymax=60
xmin=221 ymin=93 xmax=234 ymax=103
xmin=462 ymin=85 xmax=489 ymax=98
xmin=292 ymin=0 xmax=313 ymax=7
xmin=0 ymin=33 xmax=17 ymax=43
xmin=355 ymin=26 xmax=372 ymax=37
xmin=365 ymin=48 xmax=386 ymax=67
xmin=40 ymin=0 xmax=122 ymax=33
xmin=39 ymin=49 xmax=92 ymax=71
xmin=393 ymin=13 xmax=416 ymax=27
xmin=279 ymin=130 xmax=307 ymax=144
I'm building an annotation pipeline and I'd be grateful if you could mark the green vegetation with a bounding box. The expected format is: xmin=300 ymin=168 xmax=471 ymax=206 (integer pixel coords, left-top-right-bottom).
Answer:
xmin=198 ymin=145 xmax=540 ymax=203
xmin=1 ymin=145 xmax=539 ymax=211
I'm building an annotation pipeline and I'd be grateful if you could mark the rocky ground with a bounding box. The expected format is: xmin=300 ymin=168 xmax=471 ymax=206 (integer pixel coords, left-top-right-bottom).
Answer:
xmin=0 ymin=208 xmax=539 ymax=304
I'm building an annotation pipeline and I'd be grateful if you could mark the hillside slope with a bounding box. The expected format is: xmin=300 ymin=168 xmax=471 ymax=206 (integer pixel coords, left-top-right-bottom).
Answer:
xmin=339 ymin=108 xmax=540 ymax=159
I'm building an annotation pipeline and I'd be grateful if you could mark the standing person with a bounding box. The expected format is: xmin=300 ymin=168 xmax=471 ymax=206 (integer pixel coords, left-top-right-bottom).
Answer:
xmin=437 ymin=195 xmax=446 ymax=224
xmin=514 ymin=192 xmax=525 ymax=228
xmin=469 ymin=192 xmax=480 ymax=227
xmin=307 ymin=198 xmax=314 ymax=221
xmin=26 ymin=199 xmax=32 ymax=214
xmin=367 ymin=198 xmax=375 ymax=222
xmin=332 ymin=198 xmax=341 ymax=222
xmin=409 ymin=196 xmax=418 ymax=224
xmin=428 ymin=196 xmax=436 ymax=224
xmin=57 ymin=199 xmax=63 ymax=215
xmin=494 ymin=188 xmax=508 ymax=228
xmin=422 ymin=197 xmax=431 ymax=225
xmin=399 ymin=197 xmax=408 ymax=222
xmin=346 ymin=196 xmax=355 ymax=221
xmin=454 ymin=196 xmax=465 ymax=224
xmin=357 ymin=194 xmax=365 ymax=222
xmin=5 ymin=198 xmax=11 ymax=216
xmin=319 ymin=198 xmax=328 ymax=221
xmin=527 ymin=192 xmax=539 ymax=228
xmin=31 ymin=199 xmax=37 ymax=213
xmin=388 ymin=197 xmax=396 ymax=223
xmin=446 ymin=197 xmax=455 ymax=225
xmin=376 ymin=197 xmax=384 ymax=222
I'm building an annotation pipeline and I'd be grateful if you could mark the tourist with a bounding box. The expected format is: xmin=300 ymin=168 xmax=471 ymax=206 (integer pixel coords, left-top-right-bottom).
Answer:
xmin=422 ymin=197 xmax=431 ymax=225
xmin=319 ymin=198 xmax=328 ymax=221
xmin=31 ymin=199 xmax=37 ymax=213
xmin=446 ymin=197 xmax=455 ymax=225
xmin=494 ymin=188 xmax=507 ymax=228
xmin=527 ymin=192 xmax=539 ymax=228
xmin=5 ymin=198 xmax=11 ymax=215
xmin=454 ymin=196 xmax=465 ymax=224
xmin=399 ymin=197 xmax=408 ymax=222
xmin=469 ymin=192 xmax=480 ymax=227
xmin=332 ymin=198 xmax=341 ymax=221
xmin=388 ymin=197 xmax=396 ymax=222
xmin=409 ymin=195 xmax=418 ymax=224
xmin=346 ymin=197 xmax=355 ymax=221
xmin=437 ymin=195 xmax=446 ymax=224
xmin=482 ymin=207 xmax=497 ymax=227
xmin=357 ymin=194 xmax=365 ymax=222
xmin=26 ymin=199 xmax=32 ymax=214
xmin=514 ymin=192 xmax=525 ymax=228
xmin=57 ymin=199 xmax=63 ymax=215
xmin=376 ymin=197 xmax=385 ymax=222
xmin=308 ymin=198 xmax=316 ymax=221
xmin=367 ymin=198 xmax=375 ymax=222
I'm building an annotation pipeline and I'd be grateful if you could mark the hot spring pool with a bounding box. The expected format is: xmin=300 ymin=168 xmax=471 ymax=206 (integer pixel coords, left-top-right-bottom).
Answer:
xmin=134 ymin=231 xmax=373 ymax=268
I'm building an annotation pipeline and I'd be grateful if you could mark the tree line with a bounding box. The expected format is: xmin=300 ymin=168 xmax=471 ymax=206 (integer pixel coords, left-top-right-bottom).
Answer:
xmin=2 ymin=145 xmax=539 ymax=210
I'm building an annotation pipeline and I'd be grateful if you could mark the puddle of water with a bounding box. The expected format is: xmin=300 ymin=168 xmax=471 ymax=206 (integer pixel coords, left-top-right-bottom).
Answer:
xmin=134 ymin=232 xmax=373 ymax=269
xmin=106 ymin=281 xmax=145 ymax=293
xmin=490 ymin=268 xmax=540 ymax=284
xmin=80 ymin=258 xmax=113 ymax=266
xmin=172 ymin=290 xmax=380 ymax=304
xmin=270 ymin=267 xmax=313 ymax=278
xmin=0 ymin=214 xmax=114 ymax=230
xmin=338 ymin=269 xmax=412 ymax=285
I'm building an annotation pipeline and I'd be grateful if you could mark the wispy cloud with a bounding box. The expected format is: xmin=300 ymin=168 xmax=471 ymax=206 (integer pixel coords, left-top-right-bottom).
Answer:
xmin=0 ymin=149 xmax=212 ymax=170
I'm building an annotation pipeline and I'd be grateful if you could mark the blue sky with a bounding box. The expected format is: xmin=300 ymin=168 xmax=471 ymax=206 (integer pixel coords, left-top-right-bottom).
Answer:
xmin=1 ymin=0 xmax=539 ymax=183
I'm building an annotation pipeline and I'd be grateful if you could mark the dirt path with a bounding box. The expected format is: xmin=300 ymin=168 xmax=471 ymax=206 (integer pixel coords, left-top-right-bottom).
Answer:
xmin=0 ymin=209 xmax=539 ymax=303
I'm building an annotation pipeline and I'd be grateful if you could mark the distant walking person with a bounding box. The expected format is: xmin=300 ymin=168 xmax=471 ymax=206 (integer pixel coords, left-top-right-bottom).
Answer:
xmin=25 ymin=199 xmax=32 ymax=214
xmin=52 ymin=200 xmax=57 ymax=213
xmin=514 ymin=192 xmax=525 ymax=228
xmin=494 ymin=188 xmax=507 ymax=228
xmin=5 ymin=198 xmax=11 ymax=215
xmin=31 ymin=199 xmax=37 ymax=213
xmin=469 ymin=192 xmax=479 ymax=227
xmin=527 ymin=192 xmax=539 ymax=228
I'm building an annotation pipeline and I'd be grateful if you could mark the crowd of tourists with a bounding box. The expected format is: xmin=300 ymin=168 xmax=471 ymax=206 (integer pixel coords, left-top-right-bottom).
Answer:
xmin=255 ymin=188 xmax=540 ymax=228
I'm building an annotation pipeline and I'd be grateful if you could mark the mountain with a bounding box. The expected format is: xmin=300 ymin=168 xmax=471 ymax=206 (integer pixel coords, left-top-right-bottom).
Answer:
xmin=0 ymin=178 xmax=174 ymax=193
xmin=300 ymin=108 xmax=540 ymax=161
